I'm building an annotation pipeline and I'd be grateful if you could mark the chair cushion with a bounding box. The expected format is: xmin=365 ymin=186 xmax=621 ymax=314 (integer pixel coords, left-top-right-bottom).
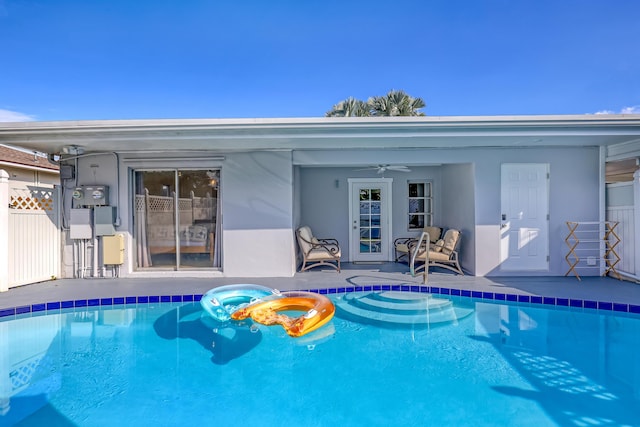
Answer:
xmin=423 ymin=226 xmax=442 ymax=243
xmin=306 ymin=247 xmax=341 ymax=260
xmin=297 ymin=226 xmax=314 ymax=253
xmin=429 ymin=251 xmax=452 ymax=262
xmin=441 ymin=229 xmax=460 ymax=255
xmin=432 ymin=239 xmax=445 ymax=252
xmin=395 ymin=243 xmax=410 ymax=254
xmin=413 ymin=247 xmax=428 ymax=260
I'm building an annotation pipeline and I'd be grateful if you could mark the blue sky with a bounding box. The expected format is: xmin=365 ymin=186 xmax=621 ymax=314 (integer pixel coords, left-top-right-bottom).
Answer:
xmin=1 ymin=0 xmax=639 ymax=122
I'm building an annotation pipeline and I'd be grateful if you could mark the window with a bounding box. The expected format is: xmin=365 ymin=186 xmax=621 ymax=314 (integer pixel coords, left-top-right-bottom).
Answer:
xmin=407 ymin=181 xmax=432 ymax=230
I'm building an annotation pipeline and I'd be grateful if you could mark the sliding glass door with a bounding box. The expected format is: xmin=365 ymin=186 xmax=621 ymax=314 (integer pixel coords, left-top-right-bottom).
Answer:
xmin=134 ymin=169 xmax=220 ymax=270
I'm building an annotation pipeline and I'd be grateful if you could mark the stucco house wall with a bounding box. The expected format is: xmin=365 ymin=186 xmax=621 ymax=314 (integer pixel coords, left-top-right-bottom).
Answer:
xmin=220 ymin=151 xmax=296 ymax=277
xmin=440 ymin=163 xmax=475 ymax=274
xmin=10 ymin=142 xmax=605 ymax=280
xmin=298 ymin=165 xmax=444 ymax=261
xmin=66 ymin=150 xmax=296 ymax=278
xmin=2 ymin=115 xmax=638 ymax=280
xmin=469 ymin=146 xmax=600 ymax=276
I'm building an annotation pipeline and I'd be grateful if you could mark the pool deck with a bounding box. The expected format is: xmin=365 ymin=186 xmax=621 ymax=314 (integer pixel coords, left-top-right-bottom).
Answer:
xmin=2 ymin=263 xmax=640 ymax=315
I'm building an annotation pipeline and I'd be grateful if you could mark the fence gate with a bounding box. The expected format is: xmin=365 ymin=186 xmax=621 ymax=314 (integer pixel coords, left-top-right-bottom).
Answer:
xmin=8 ymin=186 xmax=60 ymax=288
xmin=606 ymin=182 xmax=635 ymax=278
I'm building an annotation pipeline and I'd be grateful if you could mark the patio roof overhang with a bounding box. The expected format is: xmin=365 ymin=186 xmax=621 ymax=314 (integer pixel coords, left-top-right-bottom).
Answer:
xmin=1 ymin=114 xmax=640 ymax=155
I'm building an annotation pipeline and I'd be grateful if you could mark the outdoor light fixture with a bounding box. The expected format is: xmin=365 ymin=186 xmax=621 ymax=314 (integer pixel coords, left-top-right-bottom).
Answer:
xmin=61 ymin=145 xmax=85 ymax=155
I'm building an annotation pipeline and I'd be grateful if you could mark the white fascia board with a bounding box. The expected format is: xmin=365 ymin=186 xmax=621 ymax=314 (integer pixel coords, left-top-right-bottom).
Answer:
xmin=0 ymin=161 xmax=60 ymax=174
xmin=2 ymin=114 xmax=640 ymax=132
xmin=2 ymin=114 xmax=640 ymax=154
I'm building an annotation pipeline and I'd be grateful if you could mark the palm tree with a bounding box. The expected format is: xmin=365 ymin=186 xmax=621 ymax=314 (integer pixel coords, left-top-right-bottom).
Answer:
xmin=325 ymin=90 xmax=426 ymax=117
xmin=368 ymin=90 xmax=426 ymax=116
xmin=325 ymin=97 xmax=371 ymax=117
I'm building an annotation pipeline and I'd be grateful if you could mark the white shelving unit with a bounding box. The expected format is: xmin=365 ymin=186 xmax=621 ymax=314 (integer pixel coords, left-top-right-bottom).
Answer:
xmin=564 ymin=221 xmax=621 ymax=280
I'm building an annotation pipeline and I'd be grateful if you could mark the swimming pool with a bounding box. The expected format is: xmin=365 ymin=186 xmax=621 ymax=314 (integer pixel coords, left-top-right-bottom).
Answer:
xmin=2 ymin=289 xmax=639 ymax=426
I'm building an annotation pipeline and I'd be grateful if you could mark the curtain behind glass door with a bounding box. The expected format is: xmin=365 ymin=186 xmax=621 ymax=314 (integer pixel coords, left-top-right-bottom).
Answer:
xmin=135 ymin=171 xmax=177 ymax=268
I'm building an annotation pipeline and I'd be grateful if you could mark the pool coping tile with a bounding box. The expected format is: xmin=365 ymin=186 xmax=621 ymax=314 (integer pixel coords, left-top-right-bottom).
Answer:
xmin=2 ymin=284 xmax=639 ymax=320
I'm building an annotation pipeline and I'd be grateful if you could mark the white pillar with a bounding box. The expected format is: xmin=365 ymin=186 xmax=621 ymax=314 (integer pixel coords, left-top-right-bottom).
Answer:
xmin=599 ymin=146 xmax=607 ymax=276
xmin=0 ymin=170 xmax=9 ymax=292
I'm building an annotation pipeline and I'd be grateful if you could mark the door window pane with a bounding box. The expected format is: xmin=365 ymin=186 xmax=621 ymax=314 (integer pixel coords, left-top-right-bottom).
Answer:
xmin=177 ymin=170 xmax=217 ymax=268
xmin=358 ymin=185 xmax=384 ymax=254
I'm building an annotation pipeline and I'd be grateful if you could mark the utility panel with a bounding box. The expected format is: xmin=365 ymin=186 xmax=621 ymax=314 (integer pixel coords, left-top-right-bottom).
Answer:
xmin=94 ymin=206 xmax=117 ymax=236
xmin=72 ymin=185 xmax=110 ymax=206
xmin=69 ymin=209 xmax=92 ymax=239
xmin=103 ymin=234 xmax=124 ymax=265
xmin=60 ymin=164 xmax=75 ymax=180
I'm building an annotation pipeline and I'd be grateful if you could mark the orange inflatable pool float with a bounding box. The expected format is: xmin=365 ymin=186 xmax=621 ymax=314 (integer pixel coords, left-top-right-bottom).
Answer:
xmin=231 ymin=291 xmax=335 ymax=338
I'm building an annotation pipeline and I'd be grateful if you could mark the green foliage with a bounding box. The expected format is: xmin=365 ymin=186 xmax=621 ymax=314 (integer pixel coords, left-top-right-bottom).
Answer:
xmin=325 ymin=90 xmax=426 ymax=117
xmin=325 ymin=97 xmax=371 ymax=117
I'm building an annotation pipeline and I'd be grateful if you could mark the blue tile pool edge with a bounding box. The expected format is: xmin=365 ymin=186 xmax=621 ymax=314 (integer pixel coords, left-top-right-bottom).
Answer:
xmin=1 ymin=285 xmax=639 ymax=320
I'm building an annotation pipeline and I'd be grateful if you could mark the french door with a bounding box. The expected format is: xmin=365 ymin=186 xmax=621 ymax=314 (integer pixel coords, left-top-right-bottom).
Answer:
xmin=348 ymin=178 xmax=393 ymax=262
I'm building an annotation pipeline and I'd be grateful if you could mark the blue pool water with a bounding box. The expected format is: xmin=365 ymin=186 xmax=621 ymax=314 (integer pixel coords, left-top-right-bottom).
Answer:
xmin=1 ymin=291 xmax=639 ymax=427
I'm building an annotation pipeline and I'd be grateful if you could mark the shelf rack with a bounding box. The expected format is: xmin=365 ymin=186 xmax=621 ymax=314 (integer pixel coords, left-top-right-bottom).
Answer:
xmin=564 ymin=221 xmax=621 ymax=280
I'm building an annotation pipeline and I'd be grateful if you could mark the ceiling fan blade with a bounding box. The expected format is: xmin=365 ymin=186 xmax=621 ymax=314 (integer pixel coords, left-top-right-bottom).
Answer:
xmin=386 ymin=166 xmax=411 ymax=172
xmin=354 ymin=164 xmax=411 ymax=173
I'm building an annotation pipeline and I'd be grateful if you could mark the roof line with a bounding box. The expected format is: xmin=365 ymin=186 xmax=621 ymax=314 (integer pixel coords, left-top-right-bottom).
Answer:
xmin=2 ymin=114 xmax=640 ymax=134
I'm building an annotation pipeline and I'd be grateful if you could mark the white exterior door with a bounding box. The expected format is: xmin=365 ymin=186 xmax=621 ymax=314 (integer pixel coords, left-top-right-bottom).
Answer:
xmin=348 ymin=178 xmax=393 ymax=262
xmin=500 ymin=163 xmax=549 ymax=271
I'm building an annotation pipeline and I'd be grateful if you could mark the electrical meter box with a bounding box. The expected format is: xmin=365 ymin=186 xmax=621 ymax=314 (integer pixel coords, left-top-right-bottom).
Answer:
xmin=70 ymin=209 xmax=93 ymax=239
xmin=72 ymin=185 xmax=110 ymax=206
xmin=94 ymin=206 xmax=117 ymax=236
xmin=103 ymin=234 xmax=124 ymax=265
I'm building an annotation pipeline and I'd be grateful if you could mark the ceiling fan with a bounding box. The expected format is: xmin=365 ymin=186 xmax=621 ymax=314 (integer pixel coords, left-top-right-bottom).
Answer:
xmin=356 ymin=164 xmax=412 ymax=174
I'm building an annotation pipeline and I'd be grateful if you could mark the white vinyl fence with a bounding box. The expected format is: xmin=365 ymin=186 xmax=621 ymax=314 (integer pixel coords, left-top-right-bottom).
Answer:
xmin=7 ymin=185 xmax=60 ymax=288
xmin=606 ymin=182 xmax=635 ymax=277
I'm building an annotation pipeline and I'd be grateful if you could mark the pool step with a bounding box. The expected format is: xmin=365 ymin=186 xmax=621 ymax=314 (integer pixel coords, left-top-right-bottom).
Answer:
xmin=335 ymin=291 xmax=473 ymax=328
xmin=348 ymin=292 xmax=452 ymax=314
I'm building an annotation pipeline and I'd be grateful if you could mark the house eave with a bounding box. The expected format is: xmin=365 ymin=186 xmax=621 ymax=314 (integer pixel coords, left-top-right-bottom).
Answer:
xmin=2 ymin=114 xmax=640 ymax=154
xmin=0 ymin=160 xmax=60 ymax=174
